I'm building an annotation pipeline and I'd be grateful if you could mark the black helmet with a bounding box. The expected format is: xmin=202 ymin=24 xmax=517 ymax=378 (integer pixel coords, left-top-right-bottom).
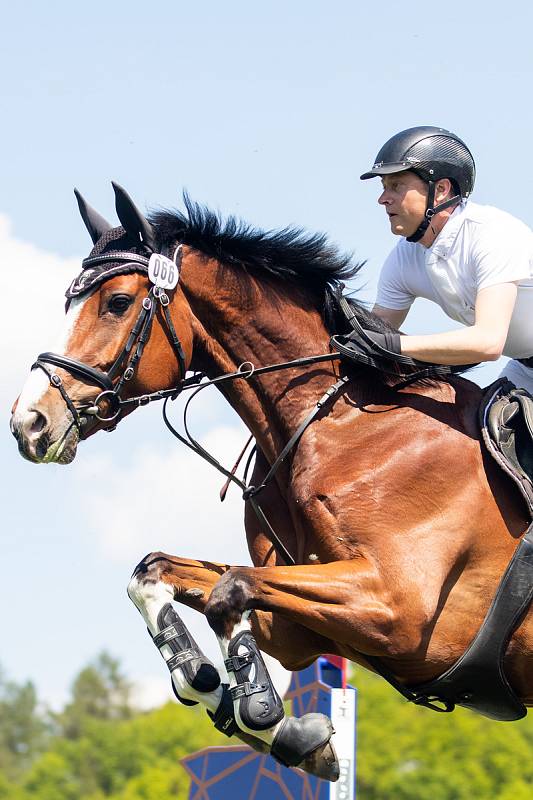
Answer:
xmin=361 ymin=126 xmax=475 ymax=197
xmin=360 ymin=126 xmax=476 ymax=242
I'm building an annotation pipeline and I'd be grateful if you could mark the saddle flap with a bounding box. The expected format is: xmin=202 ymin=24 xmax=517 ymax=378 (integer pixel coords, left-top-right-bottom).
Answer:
xmin=482 ymin=379 xmax=533 ymax=516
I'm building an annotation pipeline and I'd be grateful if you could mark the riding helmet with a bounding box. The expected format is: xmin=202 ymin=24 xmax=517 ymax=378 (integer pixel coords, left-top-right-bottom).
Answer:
xmin=360 ymin=126 xmax=476 ymax=198
xmin=360 ymin=126 xmax=476 ymax=241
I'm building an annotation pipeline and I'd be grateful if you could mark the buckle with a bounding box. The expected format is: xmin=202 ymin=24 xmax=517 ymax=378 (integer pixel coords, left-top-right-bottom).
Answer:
xmin=166 ymin=649 xmax=196 ymax=672
xmin=153 ymin=623 xmax=185 ymax=649
xmin=224 ymin=653 xmax=254 ymax=673
xmin=412 ymin=694 xmax=455 ymax=713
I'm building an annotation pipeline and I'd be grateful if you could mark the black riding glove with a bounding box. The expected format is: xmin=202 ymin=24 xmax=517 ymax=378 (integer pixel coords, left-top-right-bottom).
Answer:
xmin=359 ymin=329 xmax=402 ymax=356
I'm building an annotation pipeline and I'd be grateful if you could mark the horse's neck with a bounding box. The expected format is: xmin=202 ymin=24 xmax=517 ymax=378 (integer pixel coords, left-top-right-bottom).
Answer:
xmin=182 ymin=256 xmax=337 ymax=464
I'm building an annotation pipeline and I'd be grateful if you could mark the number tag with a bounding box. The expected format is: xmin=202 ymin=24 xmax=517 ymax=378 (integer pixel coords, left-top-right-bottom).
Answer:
xmin=148 ymin=253 xmax=180 ymax=289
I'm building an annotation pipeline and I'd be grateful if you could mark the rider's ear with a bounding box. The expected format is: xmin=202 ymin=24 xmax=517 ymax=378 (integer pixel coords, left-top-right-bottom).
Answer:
xmin=74 ymin=189 xmax=113 ymax=245
xmin=112 ymin=181 xmax=156 ymax=252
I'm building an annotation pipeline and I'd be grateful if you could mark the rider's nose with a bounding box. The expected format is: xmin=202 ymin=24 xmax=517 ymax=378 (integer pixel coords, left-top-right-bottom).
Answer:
xmin=378 ymin=190 xmax=389 ymax=206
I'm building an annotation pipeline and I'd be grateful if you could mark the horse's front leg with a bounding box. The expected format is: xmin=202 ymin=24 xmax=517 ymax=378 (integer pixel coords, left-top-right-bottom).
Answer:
xmin=127 ymin=552 xmax=227 ymax=712
xmin=128 ymin=551 xmax=339 ymax=781
xmin=204 ymin=573 xmax=343 ymax=781
xmin=205 ymin=558 xmax=398 ymax=660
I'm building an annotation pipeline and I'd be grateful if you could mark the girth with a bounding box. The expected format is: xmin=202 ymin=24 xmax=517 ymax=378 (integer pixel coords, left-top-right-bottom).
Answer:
xmin=407 ymin=523 xmax=533 ymax=721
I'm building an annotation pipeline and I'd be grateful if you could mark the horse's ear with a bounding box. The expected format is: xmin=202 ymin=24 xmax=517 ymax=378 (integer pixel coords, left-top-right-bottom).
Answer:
xmin=74 ymin=189 xmax=113 ymax=245
xmin=112 ymin=181 xmax=156 ymax=252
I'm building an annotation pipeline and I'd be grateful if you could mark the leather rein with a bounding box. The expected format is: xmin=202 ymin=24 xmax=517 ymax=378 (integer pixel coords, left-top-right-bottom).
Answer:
xmin=33 ymin=249 xmax=453 ymax=564
xmin=31 ymin=247 xmax=475 ymax=715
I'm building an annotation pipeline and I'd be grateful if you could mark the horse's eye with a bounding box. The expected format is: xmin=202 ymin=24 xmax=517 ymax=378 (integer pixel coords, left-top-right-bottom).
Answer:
xmin=108 ymin=294 xmax=133 ymax=314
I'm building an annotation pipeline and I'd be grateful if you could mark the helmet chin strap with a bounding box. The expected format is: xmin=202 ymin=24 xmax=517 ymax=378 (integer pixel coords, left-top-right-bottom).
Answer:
xmin=406 ymin=180 xmax=461 ymax=243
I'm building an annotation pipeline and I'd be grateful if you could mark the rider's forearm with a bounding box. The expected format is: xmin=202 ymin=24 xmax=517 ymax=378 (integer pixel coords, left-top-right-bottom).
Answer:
xmin=399 ymin=325 xmax=505 ymax=365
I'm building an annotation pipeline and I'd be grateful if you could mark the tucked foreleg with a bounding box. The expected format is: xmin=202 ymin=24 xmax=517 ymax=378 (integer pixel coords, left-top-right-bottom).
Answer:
xmin=205 ymin=558 xmax=399 ymax=666
xmin=128 ymin=551 xmax=340 ymax=781
xmin=127 ymin=553 xmax=225 ymax=711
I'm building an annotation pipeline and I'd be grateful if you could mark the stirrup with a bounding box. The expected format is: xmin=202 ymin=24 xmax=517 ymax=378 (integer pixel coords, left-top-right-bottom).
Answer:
xmin=151 ymin=603 xmax=220 ymax=705
xmin=225 ymin=630 xmax=285 ymax=731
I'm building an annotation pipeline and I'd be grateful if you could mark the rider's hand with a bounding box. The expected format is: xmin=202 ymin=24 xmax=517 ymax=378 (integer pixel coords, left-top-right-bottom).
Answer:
xmin=360 ymin=329 xmax=402 ymax=356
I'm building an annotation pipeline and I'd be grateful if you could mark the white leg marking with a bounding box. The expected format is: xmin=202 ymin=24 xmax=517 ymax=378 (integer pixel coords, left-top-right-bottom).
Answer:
xmin=14 ymin=295 xmax=87 ymax=423
xmin=217 ymin=611 xmax=284 ymax=746
xmin=127 ymin=575 xmax=222 ymax=713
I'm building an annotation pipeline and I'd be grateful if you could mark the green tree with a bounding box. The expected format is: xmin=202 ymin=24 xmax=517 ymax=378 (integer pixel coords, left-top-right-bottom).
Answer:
xmin=58 ymin=653 xmax=135 ymax=739
xmin=354 ymin=667 xmax=533 ymax=799
xmin=0 ymin=667 xmax=48 ymax=779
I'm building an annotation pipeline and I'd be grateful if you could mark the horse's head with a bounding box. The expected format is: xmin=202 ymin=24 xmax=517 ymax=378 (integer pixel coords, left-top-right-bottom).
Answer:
xmin=11 ymin=183 xmax=194 ymax=464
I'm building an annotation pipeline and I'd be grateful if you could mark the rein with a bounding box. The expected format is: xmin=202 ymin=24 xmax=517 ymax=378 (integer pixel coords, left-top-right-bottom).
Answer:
xmin=31 ymin=246 xmax=470 ymax=712
xmin=32 ymin=251 xmax=454 ymax=569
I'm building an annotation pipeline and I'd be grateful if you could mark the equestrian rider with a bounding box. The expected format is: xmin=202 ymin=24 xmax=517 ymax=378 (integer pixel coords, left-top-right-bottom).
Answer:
xmin=359 ymin=126 xmax=533 ymax=393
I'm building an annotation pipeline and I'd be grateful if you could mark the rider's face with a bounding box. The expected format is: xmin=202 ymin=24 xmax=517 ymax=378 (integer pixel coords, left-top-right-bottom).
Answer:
xmin=378 ymin=171 xmax=428 ymax=237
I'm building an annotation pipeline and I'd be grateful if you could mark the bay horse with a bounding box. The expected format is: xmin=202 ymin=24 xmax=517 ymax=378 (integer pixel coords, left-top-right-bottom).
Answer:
xmin=10 ymin=184 xmax=533 ymax=780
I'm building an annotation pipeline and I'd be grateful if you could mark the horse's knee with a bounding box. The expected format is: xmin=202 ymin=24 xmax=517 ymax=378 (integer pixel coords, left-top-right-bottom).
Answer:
xmin=205 ymin=567 xmax=253 ymax=639
xmin=127 ymin=551 xmax=174 ymax=611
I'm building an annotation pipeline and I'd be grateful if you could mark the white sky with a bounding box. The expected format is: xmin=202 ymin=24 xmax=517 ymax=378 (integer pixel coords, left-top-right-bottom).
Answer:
xmin=0 ymin=0 xmax=526 ymax=708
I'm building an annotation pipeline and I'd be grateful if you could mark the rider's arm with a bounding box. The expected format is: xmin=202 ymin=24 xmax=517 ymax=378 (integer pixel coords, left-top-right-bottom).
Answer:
xmin=398 ymin=282 xmax=518 ymax=364
xmin=373 ymin=243 xmax=415 ymax=330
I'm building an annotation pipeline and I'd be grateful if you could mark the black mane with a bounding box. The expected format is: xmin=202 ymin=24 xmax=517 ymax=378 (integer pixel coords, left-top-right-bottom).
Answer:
xmin=149 ymin=195 xmax=465 ymax=386
xmin=150 ymin=195 xmax=389 ymax=332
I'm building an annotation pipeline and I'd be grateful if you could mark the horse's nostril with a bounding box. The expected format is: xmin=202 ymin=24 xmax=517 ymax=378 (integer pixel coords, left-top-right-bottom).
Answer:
xmin=29 ymin=411 xmax=47 ymax=436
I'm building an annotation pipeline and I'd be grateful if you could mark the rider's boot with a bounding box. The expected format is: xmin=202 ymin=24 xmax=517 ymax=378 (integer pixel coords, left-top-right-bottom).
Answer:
xmin=221 ymin=628 xmax=340 ymax=782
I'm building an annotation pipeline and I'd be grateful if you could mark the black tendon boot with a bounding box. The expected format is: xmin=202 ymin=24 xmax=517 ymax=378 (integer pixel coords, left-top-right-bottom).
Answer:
xmin=152 ymin=603 xmax=220 ymax=705
xmin=224 ymin=630 xmax=339 ymax=782
xmin=225 ymin=630 xmax=285 ymax=730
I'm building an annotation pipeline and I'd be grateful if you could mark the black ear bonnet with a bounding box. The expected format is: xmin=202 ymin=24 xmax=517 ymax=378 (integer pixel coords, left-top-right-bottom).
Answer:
xmin=65 ymin=227 xmax=151 ymax=299
xmin=66 ymin=184 xmax=165 ymax=300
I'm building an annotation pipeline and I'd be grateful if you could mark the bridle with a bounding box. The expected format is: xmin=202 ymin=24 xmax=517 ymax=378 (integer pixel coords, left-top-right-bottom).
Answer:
xmin=30 ymin=244 xmax=469 ymax=712
xmin=32 ymin=248 xmax=187 ymax=436
xmin=32 ymin=245 xmax=454 ymax=558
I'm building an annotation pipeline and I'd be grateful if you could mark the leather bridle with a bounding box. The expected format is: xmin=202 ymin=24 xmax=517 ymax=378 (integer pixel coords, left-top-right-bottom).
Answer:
xmin=31 ymin=253 xmax=477 ymax=711
xmin=32 ymin=248 xmax=187 ymax=437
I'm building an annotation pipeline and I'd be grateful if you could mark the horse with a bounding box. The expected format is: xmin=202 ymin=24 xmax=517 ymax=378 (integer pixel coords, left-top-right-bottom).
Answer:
xmin=10 ymin=183 xmax=533 ymax=781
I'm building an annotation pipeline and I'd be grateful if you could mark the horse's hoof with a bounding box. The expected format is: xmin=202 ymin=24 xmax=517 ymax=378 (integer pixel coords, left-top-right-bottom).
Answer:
xmin=299 ymin=738 xmax=339 ymax=782
xmin=271 ymin=713 xmax=339 ymax=782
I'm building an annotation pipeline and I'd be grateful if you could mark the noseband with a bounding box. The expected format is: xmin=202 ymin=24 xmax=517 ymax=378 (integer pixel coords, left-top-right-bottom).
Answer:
xmin=32 ymin=247 xmax=187 ymax=436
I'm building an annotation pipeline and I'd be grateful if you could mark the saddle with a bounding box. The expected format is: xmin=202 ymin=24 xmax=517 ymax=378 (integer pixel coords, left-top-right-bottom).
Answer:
xmin=482 ymin=378 xmax=533 ymax=515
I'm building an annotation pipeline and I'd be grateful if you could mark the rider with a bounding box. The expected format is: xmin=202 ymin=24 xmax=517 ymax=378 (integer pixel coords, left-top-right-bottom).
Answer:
xmin=359 ymin=126 xmax=533 ymax=392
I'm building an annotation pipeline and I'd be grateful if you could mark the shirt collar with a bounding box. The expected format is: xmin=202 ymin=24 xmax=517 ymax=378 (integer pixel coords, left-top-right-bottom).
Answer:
xmin=427 ymin=200 xmax=469 ymax=258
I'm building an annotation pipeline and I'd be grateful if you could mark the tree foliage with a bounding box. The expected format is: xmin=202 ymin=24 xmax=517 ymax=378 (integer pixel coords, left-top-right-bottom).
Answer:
xmin=1 ymin=656 xmax=533 ymax=799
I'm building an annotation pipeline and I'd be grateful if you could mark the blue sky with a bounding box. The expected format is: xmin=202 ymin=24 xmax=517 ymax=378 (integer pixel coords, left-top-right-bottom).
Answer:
xmin=1 ymin=0 xmax=531 ymax=707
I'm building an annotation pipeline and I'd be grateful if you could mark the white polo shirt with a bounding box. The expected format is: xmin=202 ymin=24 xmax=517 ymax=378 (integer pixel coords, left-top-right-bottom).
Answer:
xmin=376 ymin=201 xmax=533 ymax=359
